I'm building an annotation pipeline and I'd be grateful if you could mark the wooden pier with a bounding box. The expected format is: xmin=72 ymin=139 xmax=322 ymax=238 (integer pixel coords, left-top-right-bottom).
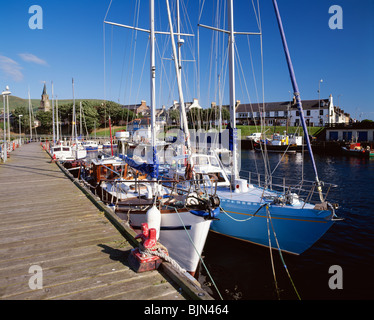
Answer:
xmin=0 ymin=143 xmax=211 ymax=300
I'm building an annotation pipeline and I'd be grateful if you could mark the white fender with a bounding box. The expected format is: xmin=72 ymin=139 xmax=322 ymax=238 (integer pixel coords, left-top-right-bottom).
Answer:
xmin=145 ymin=205 xmax=161 ymax=240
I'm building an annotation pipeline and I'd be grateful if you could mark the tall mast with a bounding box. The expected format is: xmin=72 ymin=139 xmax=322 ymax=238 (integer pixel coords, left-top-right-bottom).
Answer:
xmin=28 ymin=88 xmax=33 ymax=141
xmin=56 ymin=96 xmax=59 ymax=141
xmin=177 ymin=0 xmax=184 ymax=129
xmin=80 ymin=101 xmax=83 ymax=137
xmin=272 ymin=0 xmax=323 ymax=201
xmin=150 ymin=0 xmax=158 ymax=178
xmin=166 ymin=0 xmax=191 ymax=154
xmin=51 ymin=81 xmax=56 ymax=143
xmin=72 ymin=78 xmax=76 ymax=140
xmin=227 ymin=0 xmax=238 ymax=180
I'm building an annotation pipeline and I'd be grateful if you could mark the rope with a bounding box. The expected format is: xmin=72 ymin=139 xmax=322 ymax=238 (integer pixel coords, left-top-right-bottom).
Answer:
xmin=219 ymin=203 xmax=266 ymax=222
xmin=266 ymin=205 xmax=301 ymax=300
xmin=174 ymin=208 xmax=223 ymax=300
xmin=138 ymin=242 xmax=186 ymax=274
xmin=266 ymin=205 xmax=281 ymax=300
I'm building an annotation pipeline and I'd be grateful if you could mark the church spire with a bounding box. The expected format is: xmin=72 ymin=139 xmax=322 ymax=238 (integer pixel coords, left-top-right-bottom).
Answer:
xmin=42 ymin=82 xmax=47 ymax=95
xmin=39 ymin=81 xmax=51 ymax=112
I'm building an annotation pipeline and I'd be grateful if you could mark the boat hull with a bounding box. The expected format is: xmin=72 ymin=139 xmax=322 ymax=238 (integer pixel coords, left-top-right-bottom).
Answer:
xmin=117 ymin=211 xmax=211 ymax=273
xmin=211 ymin=195 xmax=335 ymax=255
xmin=341 ymin=147 xmax=372 ymax=158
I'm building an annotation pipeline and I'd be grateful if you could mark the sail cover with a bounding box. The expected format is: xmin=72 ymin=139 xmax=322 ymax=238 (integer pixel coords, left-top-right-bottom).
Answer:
xmin=118 ymin=153 xmax=159 ymax=179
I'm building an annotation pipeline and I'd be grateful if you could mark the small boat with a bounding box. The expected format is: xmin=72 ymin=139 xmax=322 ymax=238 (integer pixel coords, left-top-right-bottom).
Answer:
xmin=254 ymin=132 xmax=303 ymax=153
xmin=97 ymin=1 xmax=218 ymax=276
xmin=72 ymin=140 xmax=87 ymax=159
xmin=83 ymin=140 xmax=99 ymax=152
xmin=341 ymin=143 xmax=374 ymax=158
xmin=51 ymin=144 xmax=75 ymax=161
xmin=83 ymin=155 xmax=219 ymax=275
xmin=166 ymin=0 xmax=341 ymax=256
xmin=101 ymin=141 xmax=117 ymax=150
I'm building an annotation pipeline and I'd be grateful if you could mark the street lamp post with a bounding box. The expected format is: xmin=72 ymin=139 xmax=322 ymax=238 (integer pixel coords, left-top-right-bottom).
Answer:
xmin=19 ymin=115 xmax=23 ymax=146
xmin=2 ymin=86 xmax=11 ymax=162
xmin=318 ymin=79 xmax=323 ymax=126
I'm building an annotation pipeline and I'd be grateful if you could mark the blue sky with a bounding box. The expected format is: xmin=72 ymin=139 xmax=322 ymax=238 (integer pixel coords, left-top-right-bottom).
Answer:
xmin=0 ymin=0 xmax=373 ymax=120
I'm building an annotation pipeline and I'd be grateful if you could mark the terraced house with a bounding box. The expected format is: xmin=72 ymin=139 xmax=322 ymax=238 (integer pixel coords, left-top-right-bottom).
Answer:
xmin=235 ymin=95 xmax=350 ymax=127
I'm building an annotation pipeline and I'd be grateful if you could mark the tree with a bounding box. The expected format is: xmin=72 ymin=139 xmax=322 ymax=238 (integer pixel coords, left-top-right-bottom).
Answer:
xmin=97 ymin=101 xmax=122 ymax=126
xmin=36 ymin=110 xmax=52 ymax=134
xmin=12 ymin=106 xmax=30 ymax=134
xmin=168 ymin=109 xmax=180 ymax=125
xmin=58 ymin=101 xmax=100 ymax=134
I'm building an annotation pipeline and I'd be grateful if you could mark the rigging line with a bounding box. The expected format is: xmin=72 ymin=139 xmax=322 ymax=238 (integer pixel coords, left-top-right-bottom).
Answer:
xmin=103 ymin=0 xmax=113 ymax=106
xmin=126 ymin=0 xmax=141 ymax=122
xmin=128 ymin=0 xmax=141 ymax=109
xmin=155 ymin=39 xmax=172 ymax=109
xmin=118 ymin=26 xmax=132 ymax=106
xmin=110 ymin=25 xmax=114 ymax=100
xmin=234 ymin=42 xmax=253 ymax=111
xmin=173 ymin=207 xmax=223 ymax=300
xmin=266 ymin=205 xmax=281 ymax=300
xmin=103 ymin=21 xmax=107 ymax=105
xmin=246 ymin=35 xmax=261 ymax=133
xmin=134 ymin=39 xmax=150 ymax=108
xmin=267 ymin=206 xmax=302 ymax=300
xmin=250 ymin=0 xmax=260 ymax=31
xmin=198 ymin=0 xmax=206 ymax=22
xmin=104 ymin=0 xmax=113 ymax=22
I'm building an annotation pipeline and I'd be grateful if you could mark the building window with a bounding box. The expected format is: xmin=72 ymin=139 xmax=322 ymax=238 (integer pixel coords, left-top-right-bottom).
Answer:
xmin=274 ymin=111 xmax=279 ymax=117
xmin=320 ymin=110 xmax=324 ymax=116
xmin=307 ymin=110 xmax=311 ymax=116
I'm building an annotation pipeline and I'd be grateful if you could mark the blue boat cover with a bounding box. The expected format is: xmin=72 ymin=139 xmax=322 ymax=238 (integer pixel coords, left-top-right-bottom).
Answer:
xmin=119 ymin=154 xmax=159 ymax=179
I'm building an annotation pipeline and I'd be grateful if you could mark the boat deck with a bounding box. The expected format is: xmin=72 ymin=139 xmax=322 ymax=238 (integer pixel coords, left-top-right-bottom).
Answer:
xmin=0 ymin=143 xmax=199 ymax=300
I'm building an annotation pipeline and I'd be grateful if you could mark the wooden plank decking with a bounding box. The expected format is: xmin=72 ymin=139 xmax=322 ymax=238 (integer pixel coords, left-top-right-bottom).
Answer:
xmin=0 ymin=143 xmax=187 ymax=300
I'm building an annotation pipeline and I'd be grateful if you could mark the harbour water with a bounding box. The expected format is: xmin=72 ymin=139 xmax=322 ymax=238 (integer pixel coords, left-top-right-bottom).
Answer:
xmin=199 ymin=151 xmax=374 ymax=300
xmin=86 ymin=147 xmax=373 ymax=300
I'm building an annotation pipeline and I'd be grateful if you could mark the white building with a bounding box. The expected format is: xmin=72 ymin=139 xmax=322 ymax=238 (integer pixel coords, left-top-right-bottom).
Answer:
xmin=235 ymin=95 xmax=350 ymax=127
xmin=169 ymin=98 xmax=202 ymax=112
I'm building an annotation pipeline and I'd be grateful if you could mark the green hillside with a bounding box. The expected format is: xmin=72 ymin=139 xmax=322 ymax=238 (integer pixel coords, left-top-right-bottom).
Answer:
xmin=6 ymin=96 xmax=110 ymax=112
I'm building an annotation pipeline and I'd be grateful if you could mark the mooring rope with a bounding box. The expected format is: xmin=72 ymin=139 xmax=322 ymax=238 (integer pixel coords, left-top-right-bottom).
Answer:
xmin=219 ymin=203 xmax=267 ymax=222
xmin=266 ymin=205 xmax=281 ymax=300
xmin=173 ymin=208 xmax=224 ymax=300
xmin=266 ymin=205 xmax=301 ymax=300
xmin=138 ymin=241 xmax=187 ymax=273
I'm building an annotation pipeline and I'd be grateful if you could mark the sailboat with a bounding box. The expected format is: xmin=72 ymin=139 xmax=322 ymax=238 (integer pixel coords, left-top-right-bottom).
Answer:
xmin=70 ymin=79 xmax=87 ymax=160
xmin=166 ymin=0 xmax=341 ymax=255
xmin=101 ymin=0 xmax=220 ymax=275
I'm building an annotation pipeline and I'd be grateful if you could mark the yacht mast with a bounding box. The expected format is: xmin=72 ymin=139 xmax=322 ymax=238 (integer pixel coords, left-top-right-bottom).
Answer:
xmin=165 ymin=0 xmax=191 ymax=154
xmin=227 ymin=0 xmax=238 ymax=180
xmin=272 ymin=0 xmax=324 ymax=201
xmin=51 ymin=81 xmax=55 ymax=143
xmin=28 ymin=88 xmax=32 ymax=141
xmin=71 ymin=78 xmax=77 ymax=141
xmin=150 ymin=0 xmax=158 ymax=178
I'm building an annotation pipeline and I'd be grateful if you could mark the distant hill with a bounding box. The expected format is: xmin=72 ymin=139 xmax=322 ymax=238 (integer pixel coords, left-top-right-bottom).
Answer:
xmin=6 ymin=96 xmax=111 ymax=112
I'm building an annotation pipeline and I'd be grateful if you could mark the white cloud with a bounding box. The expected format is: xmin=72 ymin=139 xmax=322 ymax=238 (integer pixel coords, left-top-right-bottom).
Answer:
xmin=18 ymin=53 xmax=48 ymax=66
xmin=0 ymin=55 xmax=23 ymax=82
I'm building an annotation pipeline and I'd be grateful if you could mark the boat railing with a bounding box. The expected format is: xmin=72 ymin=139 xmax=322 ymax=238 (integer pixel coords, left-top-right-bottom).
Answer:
xmin=240 ymin=170 xmax=338 ymax=204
